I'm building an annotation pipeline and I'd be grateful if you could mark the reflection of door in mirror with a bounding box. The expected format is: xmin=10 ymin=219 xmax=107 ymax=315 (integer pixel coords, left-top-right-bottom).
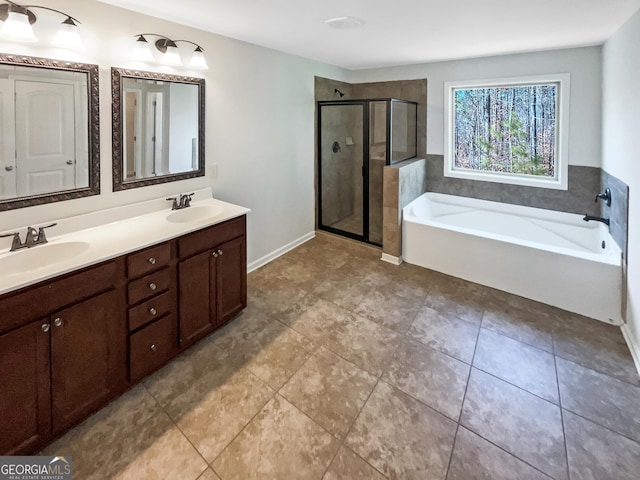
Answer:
xmin=0 ymin=79 xmax=16 ymax=199
xmin=123 ymin=81 xmax=171 ymax=180
xmin=0 ymin=72 xmax=88 ymax=199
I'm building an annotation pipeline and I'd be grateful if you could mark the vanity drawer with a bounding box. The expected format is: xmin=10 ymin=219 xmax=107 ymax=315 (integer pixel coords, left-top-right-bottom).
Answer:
xmin=127 ymin=243 xmax=172 ymax=279
xmin=127 ymin=267 xmax=173 ymax=305
xmin=129 ymin=314 xmax=177 ymax=382
xmin=128 ymin=290 xmax=174 ymax=331
xmin=178 ymin=216 xmax=245 ymax=258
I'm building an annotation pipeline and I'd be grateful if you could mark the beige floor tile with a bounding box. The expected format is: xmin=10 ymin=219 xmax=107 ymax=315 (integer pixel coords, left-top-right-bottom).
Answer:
xmin=280 ymin=347 xmax=377 ymax=438
xmin=474 ymin=329 xmax=559 ymax=403
xmin=198 ymin=468 xmax=221 ymax=480
xmin=212 ymin=395 xmax=340 ymax=480
xmin=424 ymin=280 xmax=485 ymax=325
xmin=323 ymin=445 xmax=386 ymax=480
xmin=461 ymin=369 xmax=567 ymax=479
xmin=564 ymin=410 xmax=640 ymax=480
xmin=42 ymin=384 xmax=163 ymax=479
xmin=323 ymin=313 xmax=402 ymax=377
xmin=481 ymin=307 xmax=554 ymax=353
xmin=280 ymin=296 xmax=353 ymax=343
xmin=407 ymin=306 xmax=479 ymax=363
xmin=243 ymin=321 xmax=318 ymax=389
xmin=353 ymin=289 xmax=421 ymax=333
xmin=105 ymin=411 xmax=207 ymax=480
xmin=346 ymin=382 xmax=457 ymax=480
xmin=448 ymin=427 xmax=551 ymax=480
xmin=165 ymin=368 xmax=274 ymax=462
xmin=383 ymin=339 xmax=470 ymax=420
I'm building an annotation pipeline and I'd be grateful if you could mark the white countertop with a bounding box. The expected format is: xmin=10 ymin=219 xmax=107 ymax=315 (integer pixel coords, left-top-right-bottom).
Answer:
xmin=0 ymin=188 xmax=250 ymax=295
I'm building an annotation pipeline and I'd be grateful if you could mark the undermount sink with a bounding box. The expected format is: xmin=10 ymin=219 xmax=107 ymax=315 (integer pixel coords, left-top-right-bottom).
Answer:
xmin=166 ymin=204 xmax=224 ymax=223
xmin=0 ymin=241 xmax=91 ymax=277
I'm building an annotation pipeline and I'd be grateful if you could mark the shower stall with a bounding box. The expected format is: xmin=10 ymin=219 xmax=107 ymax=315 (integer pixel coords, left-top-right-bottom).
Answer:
xmin=317 ymin=98 xmax=417 ymax=245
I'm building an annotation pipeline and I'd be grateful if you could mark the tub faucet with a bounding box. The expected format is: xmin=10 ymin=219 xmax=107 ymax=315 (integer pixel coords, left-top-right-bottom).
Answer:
xmin=583 ymin=215 xmax=610 ymax=226
xmin=594 ymin=187 xmax=612 ymax=206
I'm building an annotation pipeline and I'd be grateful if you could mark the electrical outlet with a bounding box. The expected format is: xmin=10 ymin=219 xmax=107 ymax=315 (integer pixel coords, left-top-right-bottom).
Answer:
xmin=210 ymin=163 xmax=218 ymax=178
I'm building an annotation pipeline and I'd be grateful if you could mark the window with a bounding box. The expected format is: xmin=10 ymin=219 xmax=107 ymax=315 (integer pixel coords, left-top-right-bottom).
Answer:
xmin=444 ymin=74 xmax=570 ymax=189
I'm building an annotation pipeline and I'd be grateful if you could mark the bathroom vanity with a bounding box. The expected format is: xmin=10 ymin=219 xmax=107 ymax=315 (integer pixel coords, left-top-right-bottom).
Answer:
xmin=0 ymin=191 xmax=249 ymax=455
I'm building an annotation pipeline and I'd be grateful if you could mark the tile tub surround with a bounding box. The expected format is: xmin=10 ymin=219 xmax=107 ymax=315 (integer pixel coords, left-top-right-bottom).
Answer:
xmin=41 ymin=233 xmax=640 ymax=479
xmin=600 ymin=169 xmax=629 ymax=257
xmin=382 ymin=158 xmax=428 ymax=259
xmin=425 ymin=154 xmax=601 ymax=215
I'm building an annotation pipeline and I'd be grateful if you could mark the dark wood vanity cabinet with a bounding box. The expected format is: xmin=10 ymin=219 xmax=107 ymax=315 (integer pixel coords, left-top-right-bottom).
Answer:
xmin=178 ymin=216 xmax=247 ymax=348
xmin=0 ymin=214 xmax=247 ymax=455
xmin=125 ymin=242 xmax=179 ymax=383
xmin=0 ymin=260 xmax=128 ymax=455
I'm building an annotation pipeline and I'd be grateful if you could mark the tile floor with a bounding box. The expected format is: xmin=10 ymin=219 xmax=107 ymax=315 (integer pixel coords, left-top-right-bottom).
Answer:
xmin=43 ymin=233 xmax=640 ymax=479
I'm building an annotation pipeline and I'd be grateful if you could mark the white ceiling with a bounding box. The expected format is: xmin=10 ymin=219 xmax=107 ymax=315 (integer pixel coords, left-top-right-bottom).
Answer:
xmin=98 ymin=0 xmax=640 ymax=70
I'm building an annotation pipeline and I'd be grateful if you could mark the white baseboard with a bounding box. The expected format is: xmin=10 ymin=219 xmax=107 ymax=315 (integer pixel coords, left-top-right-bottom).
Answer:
xmin=621 ymin=324 xmax=640 ymax=378
xmin=381 ymin=253 xmax=403 ymax=265
xmin=247 ymin=231 xmax=315 ymax=273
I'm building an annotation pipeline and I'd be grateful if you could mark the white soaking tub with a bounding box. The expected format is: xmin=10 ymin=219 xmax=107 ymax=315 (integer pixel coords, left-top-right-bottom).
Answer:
xmin=402 ymin=192 xmax=622 ymax=324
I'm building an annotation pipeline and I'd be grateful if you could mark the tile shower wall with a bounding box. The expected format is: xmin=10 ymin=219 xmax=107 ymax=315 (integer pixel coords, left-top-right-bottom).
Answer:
xmin=383 ymin=158 xmax=428 ymax=258
xmin=425 ymin=155 xmax=601 ymax=215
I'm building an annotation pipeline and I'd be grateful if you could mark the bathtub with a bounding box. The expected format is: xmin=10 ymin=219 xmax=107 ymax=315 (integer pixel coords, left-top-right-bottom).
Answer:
xmin=402 ymin=193 xmax=622 ymax=324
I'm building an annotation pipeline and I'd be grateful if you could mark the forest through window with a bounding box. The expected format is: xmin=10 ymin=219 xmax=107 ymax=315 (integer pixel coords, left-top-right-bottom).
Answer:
xmin=452 ymin=83 xmax=558 ymax=178
xmin=444 ymin=74 xmax=570 ymax=189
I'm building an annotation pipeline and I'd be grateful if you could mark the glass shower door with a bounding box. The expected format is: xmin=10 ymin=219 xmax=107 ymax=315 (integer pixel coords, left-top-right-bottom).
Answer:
xmin=319 ymin=103 xmax=365 ymax=239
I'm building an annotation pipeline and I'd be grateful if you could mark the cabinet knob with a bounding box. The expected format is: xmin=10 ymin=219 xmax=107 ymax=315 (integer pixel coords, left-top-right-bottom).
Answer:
xmin=149 ymin=282 xmax=157 ymax=291
xmin=54 ymin=317 xmax=63 ymax=327
xmin=150 ymin=344 xmax=157 ymax=352
xmin=66 ymin=160 xmax=74 ymax=165
xmin=5 ymin=165 xmax=14 ymax=171
xmin=212 ymin=251 xmax=218 ymax=257
xmin=148 ymin=257 xmax=156 ymax=265
xmin=42 ymin=323 xmax=50 ymax=333
xmin=149 ymin=307 xmax=157 ymax=316
xmin=217 ymin=249 xmax=223 ymax=256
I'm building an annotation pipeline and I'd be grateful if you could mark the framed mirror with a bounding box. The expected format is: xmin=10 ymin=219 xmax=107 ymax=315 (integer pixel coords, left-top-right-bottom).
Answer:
xmin=111 ymin=68 xmax=205 ymax=191
xmin=0 ymin=54 xmax=100 ymax=211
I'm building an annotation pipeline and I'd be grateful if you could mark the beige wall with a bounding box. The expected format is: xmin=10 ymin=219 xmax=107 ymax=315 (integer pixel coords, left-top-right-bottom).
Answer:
xmin=0 ymin=0 xmax=349 ymax=266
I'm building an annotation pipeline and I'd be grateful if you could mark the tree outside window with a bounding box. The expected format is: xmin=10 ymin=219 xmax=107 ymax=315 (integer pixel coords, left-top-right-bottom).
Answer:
xmin=444 ymin=75 xmax=570 ymax=190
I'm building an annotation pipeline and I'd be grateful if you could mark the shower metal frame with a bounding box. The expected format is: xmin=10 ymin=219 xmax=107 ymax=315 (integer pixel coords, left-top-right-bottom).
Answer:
xmin=317 ymin=98 xmax=417 ymax=245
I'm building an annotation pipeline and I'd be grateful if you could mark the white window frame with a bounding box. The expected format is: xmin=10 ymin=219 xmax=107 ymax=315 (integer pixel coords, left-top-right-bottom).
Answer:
xmin=444 ymin=74 xmax=570 ymax=190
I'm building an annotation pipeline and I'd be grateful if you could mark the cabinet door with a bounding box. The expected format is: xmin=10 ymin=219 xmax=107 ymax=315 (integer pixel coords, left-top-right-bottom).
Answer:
xmin=216 ymin=236 xmax=247 ymax=326
xmin=0 ymin=319 xmax=51 ymax=455
xmin=178 ymin=250 xmax=217 ymax=347
xmin=51 ymin=289 xmax=127 ymax=434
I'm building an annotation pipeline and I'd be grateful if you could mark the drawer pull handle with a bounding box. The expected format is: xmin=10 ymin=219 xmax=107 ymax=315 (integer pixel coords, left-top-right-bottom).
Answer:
xmin=42 ymin=323 xmax=50 ymax=333
xmin=150 ymin=344 xmax=157 ymax=352
xmin=148 ymin=257 xmax=156 ymax=265
xmin=54 ymin=317 xmax=63 ymax=327
xmin=149 ymin=282 xmax=157 ymax=291
xmin=149 ymin=307 xmax=157 ymax=316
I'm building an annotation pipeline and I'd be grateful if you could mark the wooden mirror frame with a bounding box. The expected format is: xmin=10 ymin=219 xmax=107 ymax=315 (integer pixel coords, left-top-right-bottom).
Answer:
xmin=111 ymin=67 xmax=205 ymax=191
xmin=0 ymin=53 xmax=100 ymax=211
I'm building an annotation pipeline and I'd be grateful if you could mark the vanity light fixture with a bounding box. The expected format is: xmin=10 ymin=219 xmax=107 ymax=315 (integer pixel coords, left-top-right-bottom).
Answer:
xmin=134 ymin=33 xmax=208 ymax=69
xmin=0 ymin=1 xmax=83 ymax=49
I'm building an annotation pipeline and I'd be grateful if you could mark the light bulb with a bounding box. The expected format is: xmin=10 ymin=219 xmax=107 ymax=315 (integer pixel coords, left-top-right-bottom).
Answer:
xmin=162 ymin=43 xmax=182 ymax=66
xmin=52 ymin=17 xmax=83 ymax=50
xmin=133 ymin=35 xmax=154 ymax=62
xmin=189 ymin=46 xmax=208 ymax=69
xmin=0 ymin=10 xmax=37 ymax=43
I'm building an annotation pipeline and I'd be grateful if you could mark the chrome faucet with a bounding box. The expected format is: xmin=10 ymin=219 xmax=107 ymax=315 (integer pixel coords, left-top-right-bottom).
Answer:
xmin=583 ymin=215 xmax=610 ymax=226
xmin=166 ymin=193 xmax=194 ymax=210
xmin=0 ymin=223 xmax=57 ymax=252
